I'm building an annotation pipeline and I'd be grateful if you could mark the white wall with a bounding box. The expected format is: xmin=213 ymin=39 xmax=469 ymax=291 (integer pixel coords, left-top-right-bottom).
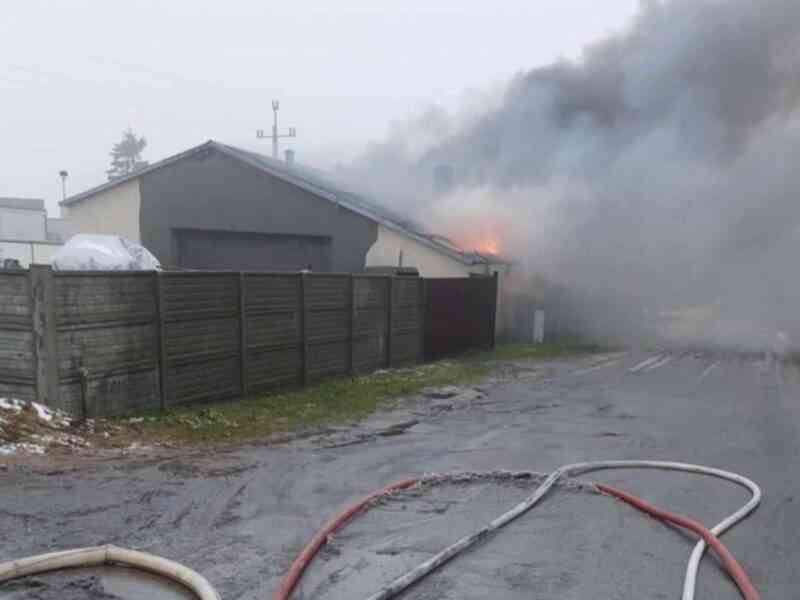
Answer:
xmin=32 ymin=243 xmax=59 ymax=264
xmin=0 ymin=207 xmax=46 ymax=241
xmin=62 ymin=178 xmax=142 ymax=242
xmin=0 ymin=241 xmax=61 ymax=267
xmin=366 ymin=225 xmax=471 ymax=278
xmin=0 ymin=241 xmax=32 ymax=265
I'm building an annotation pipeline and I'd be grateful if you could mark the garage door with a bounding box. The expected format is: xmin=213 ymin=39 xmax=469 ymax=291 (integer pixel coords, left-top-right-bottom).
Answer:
xmin=175 ymin=230 xmax=332 ymax=271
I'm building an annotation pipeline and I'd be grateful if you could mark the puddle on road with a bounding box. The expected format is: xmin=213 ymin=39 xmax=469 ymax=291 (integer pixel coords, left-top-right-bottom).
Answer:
xmin=2 ymin=567 xmax=197 ymax=600
xmin=99 ymin=567 xmax=196 ymax=600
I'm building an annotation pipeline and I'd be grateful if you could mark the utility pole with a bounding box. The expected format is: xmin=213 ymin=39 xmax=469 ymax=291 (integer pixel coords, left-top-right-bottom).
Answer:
xmin=256 ymin=100 xmax=296 ymax=159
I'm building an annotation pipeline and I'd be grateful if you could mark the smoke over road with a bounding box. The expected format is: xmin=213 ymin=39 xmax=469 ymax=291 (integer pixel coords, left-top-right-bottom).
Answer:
xmin=349 ymin=0 xmax=800 ymax=349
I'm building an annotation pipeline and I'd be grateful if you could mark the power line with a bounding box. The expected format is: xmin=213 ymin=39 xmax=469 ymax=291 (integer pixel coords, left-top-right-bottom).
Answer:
xmin=4 ymin=61 xmax=273 ymax=94
xmin=92 ymin=56 xmax=279 ymax=95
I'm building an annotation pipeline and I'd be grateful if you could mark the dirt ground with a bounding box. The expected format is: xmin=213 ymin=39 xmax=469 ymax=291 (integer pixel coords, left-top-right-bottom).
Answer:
xmin=1 ymin=350 xmax=798 ymax=599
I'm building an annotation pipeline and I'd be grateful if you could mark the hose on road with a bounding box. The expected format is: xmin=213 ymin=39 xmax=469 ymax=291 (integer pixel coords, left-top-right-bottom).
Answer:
xmin=0 ymin=461 xmax=761 ymax=600
xmin=597 ymin=483 xmax=759 ymax=600
xmin=279 ymin=461 xmax=761 ymax=600
xmin=273 ymin=478 xmax=418 ymax=600
xmin=0 ymin=544 xmax=220 ymax=600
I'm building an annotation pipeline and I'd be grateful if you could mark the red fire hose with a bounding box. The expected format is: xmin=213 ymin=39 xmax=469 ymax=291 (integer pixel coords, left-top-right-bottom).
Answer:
xmin=274 ymin=474 xmax=759 ymax=600
xmin=273 ymin=478 xmax=418 ymax=600
xmin=596 ymin=483 xmax=759 ymax=600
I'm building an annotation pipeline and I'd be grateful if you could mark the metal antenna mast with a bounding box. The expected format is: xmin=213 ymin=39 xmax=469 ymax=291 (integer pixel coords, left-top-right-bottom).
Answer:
xmin=257 ymin=100 xmax=296 ymax=159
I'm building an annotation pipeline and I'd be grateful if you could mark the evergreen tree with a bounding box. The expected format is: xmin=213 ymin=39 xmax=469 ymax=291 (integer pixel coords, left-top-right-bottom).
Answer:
xmin=106 ymin=129 xmax=149 ymax=180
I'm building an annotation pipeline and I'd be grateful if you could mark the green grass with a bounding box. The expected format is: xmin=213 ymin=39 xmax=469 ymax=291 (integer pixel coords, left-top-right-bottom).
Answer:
xmin=123 ymin=360 xmax=488 ymax=444
xmin=469 ymin=341 xmax=605 ymax=361
xmin=118 ymin=342 xmax=598 ymax=445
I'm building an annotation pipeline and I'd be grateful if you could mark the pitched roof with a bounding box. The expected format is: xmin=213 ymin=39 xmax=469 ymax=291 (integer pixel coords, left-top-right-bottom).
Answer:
xmin=63 ymin=140 xmax=510 ymax=267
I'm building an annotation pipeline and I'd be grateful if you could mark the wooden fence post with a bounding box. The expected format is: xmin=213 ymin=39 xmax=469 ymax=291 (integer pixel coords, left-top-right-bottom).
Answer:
xmin=300 ymin=272 xmax=308 ymax=385
xmin=386 ymin=276 xmax=394 ymax=367
xmin=154 ymin=271 xmax=168 ymax=411
xmin=239 ymin=272 xmax=248 ymax=396
xmin=30 ymin=265 xmax=59 ymax=409
xmin=349 ymin=274 xmax=355 ymax=375
xmin=491 ymin=271 xmax=499 ymax=349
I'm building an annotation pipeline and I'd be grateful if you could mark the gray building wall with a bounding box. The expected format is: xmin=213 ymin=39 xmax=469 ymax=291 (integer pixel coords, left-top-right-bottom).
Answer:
xmin=138 ymin=148 xmax=378 ymax=272
xmin=0 ymin=199 xmax=47 ymax=242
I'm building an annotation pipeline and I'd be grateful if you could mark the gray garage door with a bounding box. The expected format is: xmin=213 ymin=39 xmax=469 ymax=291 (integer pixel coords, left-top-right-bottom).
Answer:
xmin=175 ymin=230 xmax=333 ymax=272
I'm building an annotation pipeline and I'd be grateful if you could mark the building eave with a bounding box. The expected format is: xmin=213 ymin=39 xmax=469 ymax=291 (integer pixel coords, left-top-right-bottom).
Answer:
xmin=61 ymin=141 xmax=218 ymax=207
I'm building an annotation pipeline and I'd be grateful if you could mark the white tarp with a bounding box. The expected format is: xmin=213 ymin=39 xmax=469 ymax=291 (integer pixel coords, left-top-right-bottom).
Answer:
xmin=51 ymin=234 xmax=160 ymax=271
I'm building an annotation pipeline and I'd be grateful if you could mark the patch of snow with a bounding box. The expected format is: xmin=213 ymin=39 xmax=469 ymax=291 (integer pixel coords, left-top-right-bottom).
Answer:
xmin=31 ymin=402 xmax=71 ymax=427
xmin=0 ymin=442 xmax=46 ymax=455
xmin=0 ymin=399 xmax=71 ymax=427
xmin=125 ymin=442 xmax=153 ymax=452
xmin=0 ymin=398 xmax=23 ymax=413
xmin=31 ymin=432 xmax=90 ymax=448
xmin=32 ymin=402 xmax=54 ymax=422
xmin=127 ymin=417 xmax=145 ymax=424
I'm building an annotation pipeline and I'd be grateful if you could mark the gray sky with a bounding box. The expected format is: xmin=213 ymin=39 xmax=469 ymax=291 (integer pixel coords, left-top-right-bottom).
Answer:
xmin=1 ymin=0 xmax=639 ymax=215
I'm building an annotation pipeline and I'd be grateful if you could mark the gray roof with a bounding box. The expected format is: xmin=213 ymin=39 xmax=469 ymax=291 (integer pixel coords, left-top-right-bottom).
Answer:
xmin=63 ymin=140 xmax=510 ymax=267
xmin=0 ymin=197 xmax=45 ymax=211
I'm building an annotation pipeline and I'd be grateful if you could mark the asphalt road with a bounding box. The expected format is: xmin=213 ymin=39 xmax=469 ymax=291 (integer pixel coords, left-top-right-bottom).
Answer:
xmin=1 ymin=350 xmax=798 ymax=599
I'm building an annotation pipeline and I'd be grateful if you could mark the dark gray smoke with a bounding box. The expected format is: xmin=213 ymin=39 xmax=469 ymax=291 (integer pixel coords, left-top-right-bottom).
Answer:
xmin=347 ymin=0 xmax=800 ymax=350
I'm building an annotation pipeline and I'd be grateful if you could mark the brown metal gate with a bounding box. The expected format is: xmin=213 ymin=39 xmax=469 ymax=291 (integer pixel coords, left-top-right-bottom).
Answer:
xmin=424 ymin=274 xmax=498 ymax=359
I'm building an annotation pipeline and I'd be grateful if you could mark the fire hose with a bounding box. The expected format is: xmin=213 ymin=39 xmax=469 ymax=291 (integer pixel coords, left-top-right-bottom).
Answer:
xmin=0 ymin=460 xmax=761 ymax=600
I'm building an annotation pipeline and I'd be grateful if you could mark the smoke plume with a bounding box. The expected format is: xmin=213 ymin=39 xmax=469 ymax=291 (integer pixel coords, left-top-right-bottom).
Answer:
xmin=347 ymin=0 xmax=800 ymax=350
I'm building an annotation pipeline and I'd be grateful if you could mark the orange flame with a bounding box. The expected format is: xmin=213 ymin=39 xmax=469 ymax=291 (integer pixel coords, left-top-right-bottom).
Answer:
xmin=442 ymin=216 xmax=504 ymax=257
xmin=476 ymin=238 xmax=500 ymax=255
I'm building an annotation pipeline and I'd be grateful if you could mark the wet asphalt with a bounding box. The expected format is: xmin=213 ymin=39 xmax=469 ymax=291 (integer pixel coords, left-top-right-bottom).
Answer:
xmin=1 ymin=351 xmax=798 ymax=599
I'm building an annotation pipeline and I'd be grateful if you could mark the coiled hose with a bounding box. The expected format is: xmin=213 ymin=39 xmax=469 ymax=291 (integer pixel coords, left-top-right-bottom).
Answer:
xmin=0 ymin=461 xmax=761 ymax=600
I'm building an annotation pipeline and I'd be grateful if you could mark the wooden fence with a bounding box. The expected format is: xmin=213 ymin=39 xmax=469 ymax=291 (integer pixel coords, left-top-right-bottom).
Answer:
xmin=425 ymin=275 xmax=498 ymax=359
xmin=0 ymin=267 xmax=427 ymax=417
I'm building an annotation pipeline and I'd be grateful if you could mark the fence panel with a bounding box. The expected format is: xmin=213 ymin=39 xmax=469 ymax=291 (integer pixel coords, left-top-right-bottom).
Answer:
xmin=0 ymin=272 xmax=35 ymax=402
xmin=244 ymin=273 xmax=302 ymax=391
xmin=352 ymin=276 xmax=389 ymax=372
xmin=305 ymin=275 xmax=350 ymax=380
xmin=390 ymin=277 xmax=425 ymax=365
xmin=54 ymin=272 xmax=159 ymax=416
xmin=161 ymin=272 xmax=241 ymax=406
xmin=425 ymin=275 xmax=498 ymax=359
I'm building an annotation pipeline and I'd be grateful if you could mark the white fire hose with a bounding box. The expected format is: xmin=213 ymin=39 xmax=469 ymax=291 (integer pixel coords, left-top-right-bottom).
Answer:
xmin=0 ymin=545 xmax=220 ymax=600
xmin=361 ymin=461 xmax=762 ymax=600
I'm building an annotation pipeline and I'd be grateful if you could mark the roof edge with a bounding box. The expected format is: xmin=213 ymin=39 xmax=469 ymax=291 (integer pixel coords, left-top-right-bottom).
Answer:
xmin=61 ymin=140 xmax=218 ymax=206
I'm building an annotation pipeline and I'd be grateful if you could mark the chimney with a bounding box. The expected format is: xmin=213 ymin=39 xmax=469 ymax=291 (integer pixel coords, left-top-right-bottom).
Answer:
xmin=285 ymin=149 xmax=295 ymax=167
xmin=59 ymin=170 xmax=69 ymax=203
xmin=433 ymin=164 xmax=454 ymax=195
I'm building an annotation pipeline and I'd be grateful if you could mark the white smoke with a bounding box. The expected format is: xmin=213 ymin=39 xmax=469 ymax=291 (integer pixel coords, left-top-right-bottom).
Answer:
xmin=347 ymin=0 xmax=800 ymax=349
